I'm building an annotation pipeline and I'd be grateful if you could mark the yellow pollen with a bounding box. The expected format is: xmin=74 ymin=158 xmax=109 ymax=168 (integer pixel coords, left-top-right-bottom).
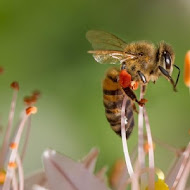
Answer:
xmin=146 ymin=179 xmax=169 ymax=190
xmin=0 ymin=170 xmax=6 ymax=184
xmin=26 ymin=106 xmax=38 ymax=115
xmin=146 ymin=168 xmax=168 ymax=190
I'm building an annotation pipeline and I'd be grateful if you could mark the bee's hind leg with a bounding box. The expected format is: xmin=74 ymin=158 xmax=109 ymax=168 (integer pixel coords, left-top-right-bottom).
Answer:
xmin=122 ymin=87 xmax=147 ymax=107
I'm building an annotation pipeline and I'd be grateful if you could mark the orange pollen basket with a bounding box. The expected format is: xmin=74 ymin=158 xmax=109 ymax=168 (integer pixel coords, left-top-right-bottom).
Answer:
xmin=26 ymin=106 xmax=38 ymax=115
xmin=10 ymin=81 xmax=19 ymax=91
xmin=9 ymin=142 xmax=17 ymax=149
xmin=119 ymin=70 xmax=132 ymax=88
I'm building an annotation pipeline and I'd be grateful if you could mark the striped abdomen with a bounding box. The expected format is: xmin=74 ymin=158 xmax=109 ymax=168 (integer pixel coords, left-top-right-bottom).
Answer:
xmin=103 ymin=67 xmax=135 ymax=139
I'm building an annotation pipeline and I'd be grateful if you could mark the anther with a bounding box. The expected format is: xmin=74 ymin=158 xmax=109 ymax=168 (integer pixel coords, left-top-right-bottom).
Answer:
xmin=26 ymin=106 xmax=38 ymax=115
xmin=144 ymin=142 xmax=155 ymax=153
xmin=24 ymin=96 xmax=31 ymax=105
xmin=8 ymin=162 xmax=17 ymax=168
xmin=9 ymin=142 xmax=18 ymax=149
xmin=0 ymin=170 xmax=6 ymax=184
xmin=32 ymin=90 xmax=40 ymax=99
xmin=30 ymin=95 xmax=37 ymax=104
xmin=10 ymin=81 xmax=19 ymax=91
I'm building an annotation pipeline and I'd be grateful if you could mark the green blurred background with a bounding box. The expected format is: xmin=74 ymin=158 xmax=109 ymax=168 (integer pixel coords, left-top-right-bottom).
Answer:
xmin=0 ymin=0 xmax=189 ymax=176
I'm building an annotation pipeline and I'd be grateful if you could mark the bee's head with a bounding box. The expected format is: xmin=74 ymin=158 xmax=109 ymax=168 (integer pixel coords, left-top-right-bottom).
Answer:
xmin=156 ymin=42 xmax=180 ymax=92
xmin=157 ymin=42 xmax=175 ymax=75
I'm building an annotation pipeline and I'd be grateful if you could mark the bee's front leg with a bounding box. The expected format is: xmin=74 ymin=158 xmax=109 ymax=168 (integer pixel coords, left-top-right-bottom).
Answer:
xmin=122 ymin=87 xmax=147 ymax=107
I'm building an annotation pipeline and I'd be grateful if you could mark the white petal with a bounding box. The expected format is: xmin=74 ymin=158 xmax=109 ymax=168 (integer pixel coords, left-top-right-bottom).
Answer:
xmin=42 ymin=149 xmax=110 ymax=190
xmin=32 ymin=184 xmax=49 ymax=190
xmin=24 ymin=170 xmax=49 ymax=190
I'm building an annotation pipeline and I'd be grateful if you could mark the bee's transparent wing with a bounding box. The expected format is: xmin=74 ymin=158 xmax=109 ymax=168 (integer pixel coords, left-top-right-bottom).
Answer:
xmin=88 ymin=50 xmax=136 ymax=64
xmin=86 ymin=30 xmax=137 ymax=64
xmin=86 ymin=30 xmax=127 ymax=51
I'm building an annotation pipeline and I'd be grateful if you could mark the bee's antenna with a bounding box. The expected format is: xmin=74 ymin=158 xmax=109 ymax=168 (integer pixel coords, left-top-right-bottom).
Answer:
xmin=173 ymin=64 xmax=180 ymax=88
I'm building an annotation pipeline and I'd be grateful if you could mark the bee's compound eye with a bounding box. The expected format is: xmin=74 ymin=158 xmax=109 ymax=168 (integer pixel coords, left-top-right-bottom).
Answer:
xmin=164 ymin=51 xmax=171 ymax=69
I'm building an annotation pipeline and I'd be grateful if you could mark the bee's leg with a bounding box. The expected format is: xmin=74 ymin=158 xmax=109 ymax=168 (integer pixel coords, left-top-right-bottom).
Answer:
xmin=173 ymin=64 xmax=180 ymax=88
xmin=137 ymin=70 xmax=147 ymax=84
xmin=158 ymin=66 xmax=177 ymax=92
xmin=132 ymin=103 xmax=139 ymax=114
xmin=122 ymin=87 xmax=147 ymax=107
xmin=121 ymin=62 xmax=126 ymax=70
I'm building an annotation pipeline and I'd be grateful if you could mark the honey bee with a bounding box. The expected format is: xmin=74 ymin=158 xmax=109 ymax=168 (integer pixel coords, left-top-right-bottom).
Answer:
xmin=102 ymin=67 xmax=135 ymax=138
xmin=86 ymin=30 xmax=180 ymax=138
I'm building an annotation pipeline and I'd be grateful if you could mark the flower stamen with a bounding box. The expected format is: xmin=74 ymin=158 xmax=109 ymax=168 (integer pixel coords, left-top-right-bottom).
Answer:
xmin=8 ymin=162 xmax=17 ymax=169
xmin=0 ymin=82 xmax=19 ymax=168
xmin=26 ymin=106 xmax=38 ymax=115
xmin=10 ymin=81 xmax=19 ymax=91
xmin=9 ymin=142 xmax=18 ymax=150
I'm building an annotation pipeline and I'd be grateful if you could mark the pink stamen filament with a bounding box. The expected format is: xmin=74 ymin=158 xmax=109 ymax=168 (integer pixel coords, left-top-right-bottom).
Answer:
xmin=16 ymin=154 xmax=24 ymax=190
xmin=151 ymin=135 xmax=182 ymax=156
xmin=118 ymin=167 xmax=164 ymax=190
xmin=0 ymin=89 xmax=18 ymax=168
xmin=138 ymin=85 xmax=146 ymax=188
xmin=176 ymin=158 xmax=190 ymax=190
xmin=2 ymin=112 xmax=29 ymax=190
xmin=12 ymin=170 xmax=18 ymax=190
xmin=144 ymin=107 xmax=155 ymax=190
xmin=121 ymin=95 xmax=134 ymax=178
xmin=171 ymin=143 xmax=190 ymax=190
xmin=21 ymin=116 xmax=31 ymax=161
